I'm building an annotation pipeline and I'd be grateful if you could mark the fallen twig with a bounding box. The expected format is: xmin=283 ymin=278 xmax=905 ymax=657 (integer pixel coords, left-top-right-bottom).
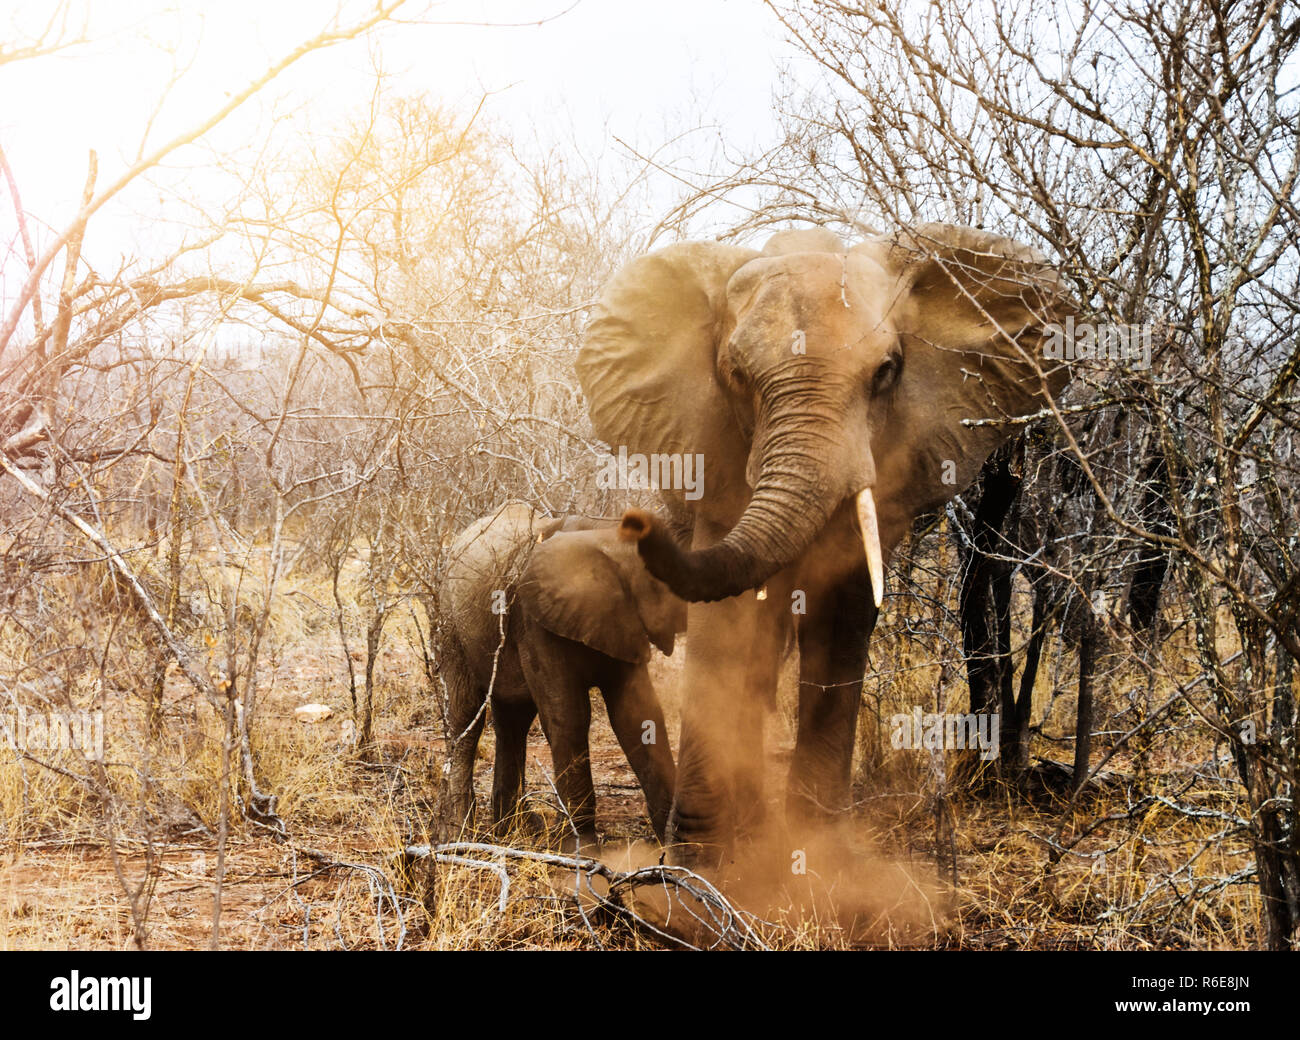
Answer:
xmin=403 ymin=840 xmax=770 ymax=951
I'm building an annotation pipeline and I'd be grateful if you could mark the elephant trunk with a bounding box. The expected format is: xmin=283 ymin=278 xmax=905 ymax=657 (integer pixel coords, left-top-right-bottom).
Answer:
xmin=621 ymin=381 xmax=858 ymax=603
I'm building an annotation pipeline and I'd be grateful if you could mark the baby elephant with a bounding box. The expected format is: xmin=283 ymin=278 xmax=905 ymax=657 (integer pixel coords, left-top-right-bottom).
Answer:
xmin=437 ymin=503 xmax=684 ymax=847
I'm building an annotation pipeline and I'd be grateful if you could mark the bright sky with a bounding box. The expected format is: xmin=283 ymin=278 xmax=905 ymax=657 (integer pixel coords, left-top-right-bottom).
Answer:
xmin=2 ymin=0 xmax=800 ymax=270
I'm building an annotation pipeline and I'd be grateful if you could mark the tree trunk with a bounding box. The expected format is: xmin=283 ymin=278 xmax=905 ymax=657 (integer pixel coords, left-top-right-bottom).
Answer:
xmin=1071 ymin=616 xmax=1097 ymax=794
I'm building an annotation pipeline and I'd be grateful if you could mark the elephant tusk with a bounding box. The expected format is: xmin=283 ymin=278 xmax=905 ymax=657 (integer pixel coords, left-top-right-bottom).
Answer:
xmin=855 ymin=487 xmax=885 ymax=609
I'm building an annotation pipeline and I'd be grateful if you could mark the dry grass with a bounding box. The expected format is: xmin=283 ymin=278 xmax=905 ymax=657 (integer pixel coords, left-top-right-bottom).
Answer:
xmin=0 ymin=550 xmax=1267 ymax=949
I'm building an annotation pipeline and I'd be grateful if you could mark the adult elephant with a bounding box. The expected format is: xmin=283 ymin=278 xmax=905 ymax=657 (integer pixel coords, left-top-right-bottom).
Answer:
xmin=577 ymin=223 xmax=1073 ymax=864
xmin=438 ymin=504 xmax=684 ymax=847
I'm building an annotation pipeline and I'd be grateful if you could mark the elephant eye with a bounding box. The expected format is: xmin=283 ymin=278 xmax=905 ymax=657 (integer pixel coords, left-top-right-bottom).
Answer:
xmin=872 ymin=354 xmax=902 ymax=396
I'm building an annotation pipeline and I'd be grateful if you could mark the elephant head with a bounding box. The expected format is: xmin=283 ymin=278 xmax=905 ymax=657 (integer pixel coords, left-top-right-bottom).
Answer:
xmin=521 ymin=528 xmax=686 ymax=663
xmin=578 ymin=223 xmax=1073 ymax=604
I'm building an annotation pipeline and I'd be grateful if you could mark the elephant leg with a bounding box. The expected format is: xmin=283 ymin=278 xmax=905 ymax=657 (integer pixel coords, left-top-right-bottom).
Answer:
xmin=536 ymin=695 xmax=598 ymax=848
xmin=440 ymin=635 xmax=486 ymax=839
xmin=489 ymin=696 xmax=538 ymax=836
xmin=668 ymin=589 xmax=763 ymax=865
xmin=517 ymin=621 xmax=599 ymax=848
xmin=788 ymin=565 xmax=877 ymax=832
xmin=731 ymin=576 xmax=794 ymax=836
xmin=602 ymin=664 xmax=677 ymax=844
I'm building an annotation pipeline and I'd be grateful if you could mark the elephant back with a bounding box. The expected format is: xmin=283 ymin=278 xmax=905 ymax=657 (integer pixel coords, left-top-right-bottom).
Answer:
xmin=443 ymin=503 xmax=556 ymax=668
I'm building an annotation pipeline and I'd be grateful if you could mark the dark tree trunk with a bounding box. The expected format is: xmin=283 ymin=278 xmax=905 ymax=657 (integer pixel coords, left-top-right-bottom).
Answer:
xmin=993 ymin=561 xmax=1014 ymax=731
xmin=360 ymin=610 xmax=385 ymax=760
xmin=1244 ymin=629 xmax=1300 ymax=949
xmin=1126 ymin=450 xmax=1174 ymax=632
xmin=1255 ymin=804 xmax=1300 ymax=949
xmin=1071 ymin=615 xmax=1097 ymax=793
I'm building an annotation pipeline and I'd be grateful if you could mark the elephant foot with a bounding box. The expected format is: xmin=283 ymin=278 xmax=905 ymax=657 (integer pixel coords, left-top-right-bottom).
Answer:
xmin=433 ymin=799 xmax=476 ymax=845
xmin=663 ymin=834 xmax=730 ymax=873
xmin=784 ymin=796 xmax=858 ymax=869
xmin=519 ymin=809 xmax=548 ymax=837
xmin=492 ymin=807 xmax=550 ymax=846
xmin=665 ymin=807 xmax=735 ymax=872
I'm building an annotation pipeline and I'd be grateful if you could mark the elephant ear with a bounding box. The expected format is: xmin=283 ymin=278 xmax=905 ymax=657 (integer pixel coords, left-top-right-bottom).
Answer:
xmin=577 ymin=241 xmax=761 ymax=518
xmin=520 ymin=530 xmax=651 ymax=665
xmin=864 ymin=222 xmax=1075 ymax=521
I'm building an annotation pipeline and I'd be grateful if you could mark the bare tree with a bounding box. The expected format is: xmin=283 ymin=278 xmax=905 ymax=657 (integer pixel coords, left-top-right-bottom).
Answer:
xmin=728 ymin=0 xmax=1300 ymax=947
